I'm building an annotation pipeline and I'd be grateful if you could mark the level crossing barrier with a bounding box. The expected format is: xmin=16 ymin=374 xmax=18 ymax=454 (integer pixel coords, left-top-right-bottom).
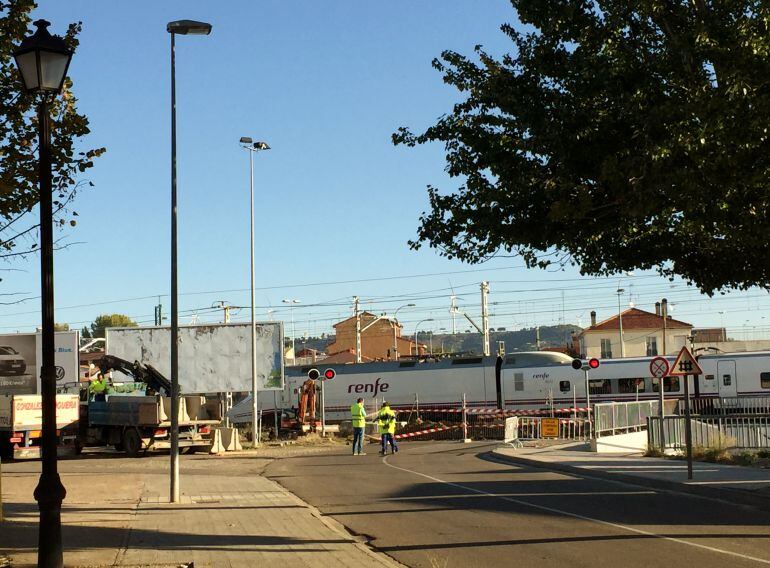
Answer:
xmin=648 ymin=414 xmax=770 ymax=451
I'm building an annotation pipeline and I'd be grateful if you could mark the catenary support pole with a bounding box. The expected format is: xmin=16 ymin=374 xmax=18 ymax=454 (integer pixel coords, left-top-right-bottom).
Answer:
xmin=169 ymin=29 xmax=180 ymax=504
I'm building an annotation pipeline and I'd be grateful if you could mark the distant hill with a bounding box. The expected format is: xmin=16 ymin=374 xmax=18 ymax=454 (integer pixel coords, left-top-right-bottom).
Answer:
xmin=292 ymin=325 xmax=581 ymax=356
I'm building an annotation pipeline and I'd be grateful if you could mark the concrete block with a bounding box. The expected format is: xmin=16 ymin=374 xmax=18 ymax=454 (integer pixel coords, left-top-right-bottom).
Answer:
xmin=209 ymin=427 xmax=242 ymax=453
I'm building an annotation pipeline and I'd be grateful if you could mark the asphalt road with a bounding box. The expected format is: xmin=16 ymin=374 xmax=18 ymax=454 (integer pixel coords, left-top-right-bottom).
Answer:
xmin=265 ymin=441 xmax=770 ymax=568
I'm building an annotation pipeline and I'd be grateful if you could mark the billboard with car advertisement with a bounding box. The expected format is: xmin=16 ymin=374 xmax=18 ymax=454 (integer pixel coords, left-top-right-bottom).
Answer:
xmin=105 ymin=323 xmax=284 ymax=394
xmin=0 ymin=331 xmax=80 ymax=395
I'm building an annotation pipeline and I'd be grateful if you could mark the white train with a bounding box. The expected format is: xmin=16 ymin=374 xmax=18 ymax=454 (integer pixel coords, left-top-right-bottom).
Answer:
xmin=231 ymin=350 xmax=770 ymax=422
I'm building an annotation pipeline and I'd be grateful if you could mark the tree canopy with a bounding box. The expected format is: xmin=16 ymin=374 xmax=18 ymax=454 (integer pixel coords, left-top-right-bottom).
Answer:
xmin=0 ymin=1 xmax=104 ymax=257
xmin=89 ymin=314 xmax=137 ymax=338
xmin=394 ymin=0 xmax=770 ymax=294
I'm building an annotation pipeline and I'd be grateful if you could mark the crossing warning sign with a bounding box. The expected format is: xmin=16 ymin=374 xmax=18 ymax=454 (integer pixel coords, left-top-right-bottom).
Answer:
xmin=668 ymin=346 xmax=703 ymax=376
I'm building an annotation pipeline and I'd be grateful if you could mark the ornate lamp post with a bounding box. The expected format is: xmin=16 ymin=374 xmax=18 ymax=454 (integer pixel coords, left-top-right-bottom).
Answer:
xmin=13 ymin=19 xmax=73 ymax=568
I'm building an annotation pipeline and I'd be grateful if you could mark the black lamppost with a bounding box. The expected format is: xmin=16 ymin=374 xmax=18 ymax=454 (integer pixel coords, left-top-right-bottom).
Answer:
xmin=166 ymin=19 xmax=211 ymax=503
xmin=12 ymin=19 xmax=73 ymax=568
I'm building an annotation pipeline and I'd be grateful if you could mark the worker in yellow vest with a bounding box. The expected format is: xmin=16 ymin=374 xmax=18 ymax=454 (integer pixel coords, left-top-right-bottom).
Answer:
xmin=350 ymin=397 xmax=367 ymax=455
xmin=378 ymin=401 xmax=398 ymax=455
xmin=89 ymin=375 xmax=108 ymax=401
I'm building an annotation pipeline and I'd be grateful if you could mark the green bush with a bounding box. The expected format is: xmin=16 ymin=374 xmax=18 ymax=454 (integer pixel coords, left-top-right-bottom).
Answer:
xmin=734 ymin=451 xmax=759 ymax=466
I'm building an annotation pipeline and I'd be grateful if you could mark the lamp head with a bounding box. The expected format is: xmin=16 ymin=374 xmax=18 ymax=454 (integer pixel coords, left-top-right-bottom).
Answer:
xmin=13 ymin=19 xmax=73 ymax=94
xmin=167 ymin=20 xmax=213 ymax=35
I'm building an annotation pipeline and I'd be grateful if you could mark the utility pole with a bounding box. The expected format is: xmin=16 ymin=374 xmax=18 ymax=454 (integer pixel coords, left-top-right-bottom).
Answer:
xmin=213 ymin=300 xmax=230 ymax=324
xmin=480 ymin=281 xmax=490 ymax=356
xmin=450 ymin=294 xmax=458 ymax=334
xmin=154 ymin=297 xmax=163 ymax=326
xmin=354 ymin=296 xmax=362 ymax=363
xmin=536 ymin=326 xmax=541 ymax=350
xmin=617 ymin=288 xmax=626 ymax=357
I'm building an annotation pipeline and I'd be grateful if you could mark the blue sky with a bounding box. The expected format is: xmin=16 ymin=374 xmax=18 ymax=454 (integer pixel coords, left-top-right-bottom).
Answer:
xmin=2 ymin=1 xmax=768 ymax=341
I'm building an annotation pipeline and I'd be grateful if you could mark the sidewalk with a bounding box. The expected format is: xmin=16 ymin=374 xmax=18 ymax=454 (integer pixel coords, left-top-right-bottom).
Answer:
xmin=0 ymin=453 xmax=401 ymax=568
xmin=493 ymin=442 xmax=770 ymax=511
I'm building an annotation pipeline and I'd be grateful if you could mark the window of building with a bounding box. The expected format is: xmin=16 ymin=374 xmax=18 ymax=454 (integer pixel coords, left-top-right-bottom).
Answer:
xmin=600 ymin=339 xmax=612 ymax=359
xmin=646 ymin=337 xmax=658 ymax=356
xmin=559 ymin=380 xmax=570 ymax=393
xmin=761 ymin=372 xmax=770 ymax=389
xmin=514 ymin=372 xmax=524 ymax=392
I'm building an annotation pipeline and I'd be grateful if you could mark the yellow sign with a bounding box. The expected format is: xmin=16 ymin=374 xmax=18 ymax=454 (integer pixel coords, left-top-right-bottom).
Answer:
xmin=541 ymin=417 xmax=559 ymax=438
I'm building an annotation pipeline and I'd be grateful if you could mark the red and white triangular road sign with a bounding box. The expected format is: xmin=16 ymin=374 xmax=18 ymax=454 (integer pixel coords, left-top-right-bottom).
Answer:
xmin=668 ymin=346 xmax=703 ymax=376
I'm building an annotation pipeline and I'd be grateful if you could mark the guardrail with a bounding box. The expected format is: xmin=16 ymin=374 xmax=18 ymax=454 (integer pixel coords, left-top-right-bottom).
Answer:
xmin=594 ymin=400 xmax=659 ymax=437
xmin=679 ymin=396 xmax=770 ymax=415
xmin=648 ymin=414 xmax=770 ymax=450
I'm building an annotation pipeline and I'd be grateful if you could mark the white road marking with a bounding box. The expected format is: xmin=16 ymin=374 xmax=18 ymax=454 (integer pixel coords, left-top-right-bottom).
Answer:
xmin=381 ymin=490 xmax=656 ymax=501
xmin=383 ymin=457 xmax=770 ymax=565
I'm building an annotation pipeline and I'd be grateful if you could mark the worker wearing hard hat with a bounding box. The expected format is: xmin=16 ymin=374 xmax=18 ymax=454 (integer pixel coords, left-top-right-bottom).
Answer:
xmin=378 ymin=401 xmax=398 ymax=455
xmin=350 ymin=397 xmax=367 ymax=455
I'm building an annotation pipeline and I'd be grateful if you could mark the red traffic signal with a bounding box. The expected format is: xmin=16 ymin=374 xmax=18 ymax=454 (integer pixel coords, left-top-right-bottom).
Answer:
xmin=307 ymin=368 xmax=320 ymax=380
xmin=323 ymin=368 xmax=336 ymax=380
xmin=588 ymin=358 xmax=600 ymax=369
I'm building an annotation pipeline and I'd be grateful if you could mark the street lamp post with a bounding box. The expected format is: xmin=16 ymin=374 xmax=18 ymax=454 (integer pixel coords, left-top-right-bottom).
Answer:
xmin=13 ymin=19 xmax=73 ymax=568
xmin=283 ymin=299 xmax=300 ymax=363
xmin=392 ymin=303 xmax=416 ymax=360
xmin=241 ymin=138 xmax=270 ymax=447
xmin=167 ymin=19 xmax=211 ymax=503
xmin=413 ymin=318 xmax=434 ymax=358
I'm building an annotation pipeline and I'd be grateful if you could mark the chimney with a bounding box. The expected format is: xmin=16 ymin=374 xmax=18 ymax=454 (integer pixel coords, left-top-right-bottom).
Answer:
xmin=590 ymin=311 xmax=596 ymax=327
xmin=655 ymin=302 xmax=661 ymax=316
xmin=661 ymin=298 xmax=668 ymax=319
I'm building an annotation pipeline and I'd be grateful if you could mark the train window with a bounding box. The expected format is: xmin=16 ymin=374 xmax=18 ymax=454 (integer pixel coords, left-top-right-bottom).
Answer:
xmin=618 ymin=378 xmax=645 ymax=393
xmin=559 ymin=380 xmax=570 ymax=393
xmin=514 ymin=373 xmax=524 ymax=392
xmin=761 ymin=373 xmax=770 ymax=389
xmin=452 ymin=357 xmax=483 ymax=365
xmin=505 ymin=356 xmax=516 ymax=365
xmin=399 ymin=362 xmax=416 ymax=368
xmin=665 ymin=377 xmax=680 ymax=392
xmin=723 ymin=374 xmax=732 ymax=386
xmin=589 ymin=380 xmax=611 ymax=395
xmin=705 ymin=374 xmax=715 ymax=381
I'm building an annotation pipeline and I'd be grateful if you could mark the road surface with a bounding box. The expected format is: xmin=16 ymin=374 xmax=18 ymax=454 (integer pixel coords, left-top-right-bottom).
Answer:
xmin=266 ymin=441 xmax=770 ymax=568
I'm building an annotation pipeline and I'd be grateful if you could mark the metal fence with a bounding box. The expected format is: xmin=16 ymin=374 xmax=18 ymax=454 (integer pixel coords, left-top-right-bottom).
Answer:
xmin=648 ymin=415 xmax=770 ymax=450
xmin=679 ymin=396 xmax=770 ymax=415
xmin=516 ymin=416 xmax=591 ymax=441
xmin=594 ymin=400 xmax=659 ymax=437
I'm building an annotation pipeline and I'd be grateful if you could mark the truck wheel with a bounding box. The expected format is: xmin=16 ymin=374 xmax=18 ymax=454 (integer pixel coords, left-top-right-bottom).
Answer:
xmin=122 ymin=429 xmax=143 ymax=458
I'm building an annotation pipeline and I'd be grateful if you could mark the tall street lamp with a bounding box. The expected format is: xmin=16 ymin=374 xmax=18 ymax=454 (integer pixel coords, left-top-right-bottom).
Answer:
xmin=413 ymin=318 xmax=434 ymax=358
xmin=392 ymin=303 xmax=416 ymax=360
xmin=282 ymin=298 xmax=300 ymax=363
xmin=167 ymin=19 xmax=211 ymax=504
xmin=241 ymin=137 xmax=270 ymax=447
xmin=13 ymin=19 xmax=72 ymax=568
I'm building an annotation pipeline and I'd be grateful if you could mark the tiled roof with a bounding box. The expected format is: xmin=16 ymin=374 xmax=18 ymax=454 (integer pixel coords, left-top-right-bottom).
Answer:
xmin=583 ymin=308 xmax=691 ymax=332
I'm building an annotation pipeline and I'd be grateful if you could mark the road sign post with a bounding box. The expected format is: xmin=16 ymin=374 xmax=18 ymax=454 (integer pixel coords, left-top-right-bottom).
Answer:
xmin=650 ymin=357 xmax=670 ymax=452
xmin=668 ymin=347 xmax=702 ymax=479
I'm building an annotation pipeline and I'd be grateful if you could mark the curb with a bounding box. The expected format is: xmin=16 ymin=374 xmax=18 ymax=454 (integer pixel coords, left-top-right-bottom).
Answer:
xmin=490 ymin=448 xmax=770 ymax=512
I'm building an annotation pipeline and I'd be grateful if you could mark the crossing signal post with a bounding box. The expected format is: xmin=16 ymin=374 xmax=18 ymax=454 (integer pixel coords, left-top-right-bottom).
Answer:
xmin=572 ymin=358 xmax=600 ymax=438
xmin=315 ymin=368 xmax=335 ymax=437
xmin=669 ymin=347 xmax=702 ymax=480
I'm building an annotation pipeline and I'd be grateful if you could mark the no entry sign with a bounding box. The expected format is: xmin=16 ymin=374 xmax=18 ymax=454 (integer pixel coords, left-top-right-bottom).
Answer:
xmin=650 ymin=356 xmax=669 ymax=379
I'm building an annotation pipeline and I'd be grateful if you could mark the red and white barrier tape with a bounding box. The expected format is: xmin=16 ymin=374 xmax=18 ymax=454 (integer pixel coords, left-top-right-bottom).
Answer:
xmin=394 ymin=424 xmax=462 ymax=440
xmin=396 ymin=407 xmax=590 ymax=415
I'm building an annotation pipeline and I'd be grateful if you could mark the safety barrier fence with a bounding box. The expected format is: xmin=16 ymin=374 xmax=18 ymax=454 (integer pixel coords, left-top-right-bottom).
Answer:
xmin=678 ymin=396 xmax=770 ymax=415
xmin=594 ymin=400 xmax=659 ymax=437
xmin=391 ymin=401 xmax=592 ymax=442
xmin=648 ymin=414 xmax=770 ymax=450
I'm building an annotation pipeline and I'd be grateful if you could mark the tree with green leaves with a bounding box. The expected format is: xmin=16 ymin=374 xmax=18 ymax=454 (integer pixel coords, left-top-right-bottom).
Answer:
xmin=53 ymin=322 xmax=68 ymax=331
xmin=90 ymin=314 xmax=137 ymax=338
xmin=394 ymin=1 xmax=770 ymax=294
xmin=0 ymin=1 xmax=104 ymax=257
